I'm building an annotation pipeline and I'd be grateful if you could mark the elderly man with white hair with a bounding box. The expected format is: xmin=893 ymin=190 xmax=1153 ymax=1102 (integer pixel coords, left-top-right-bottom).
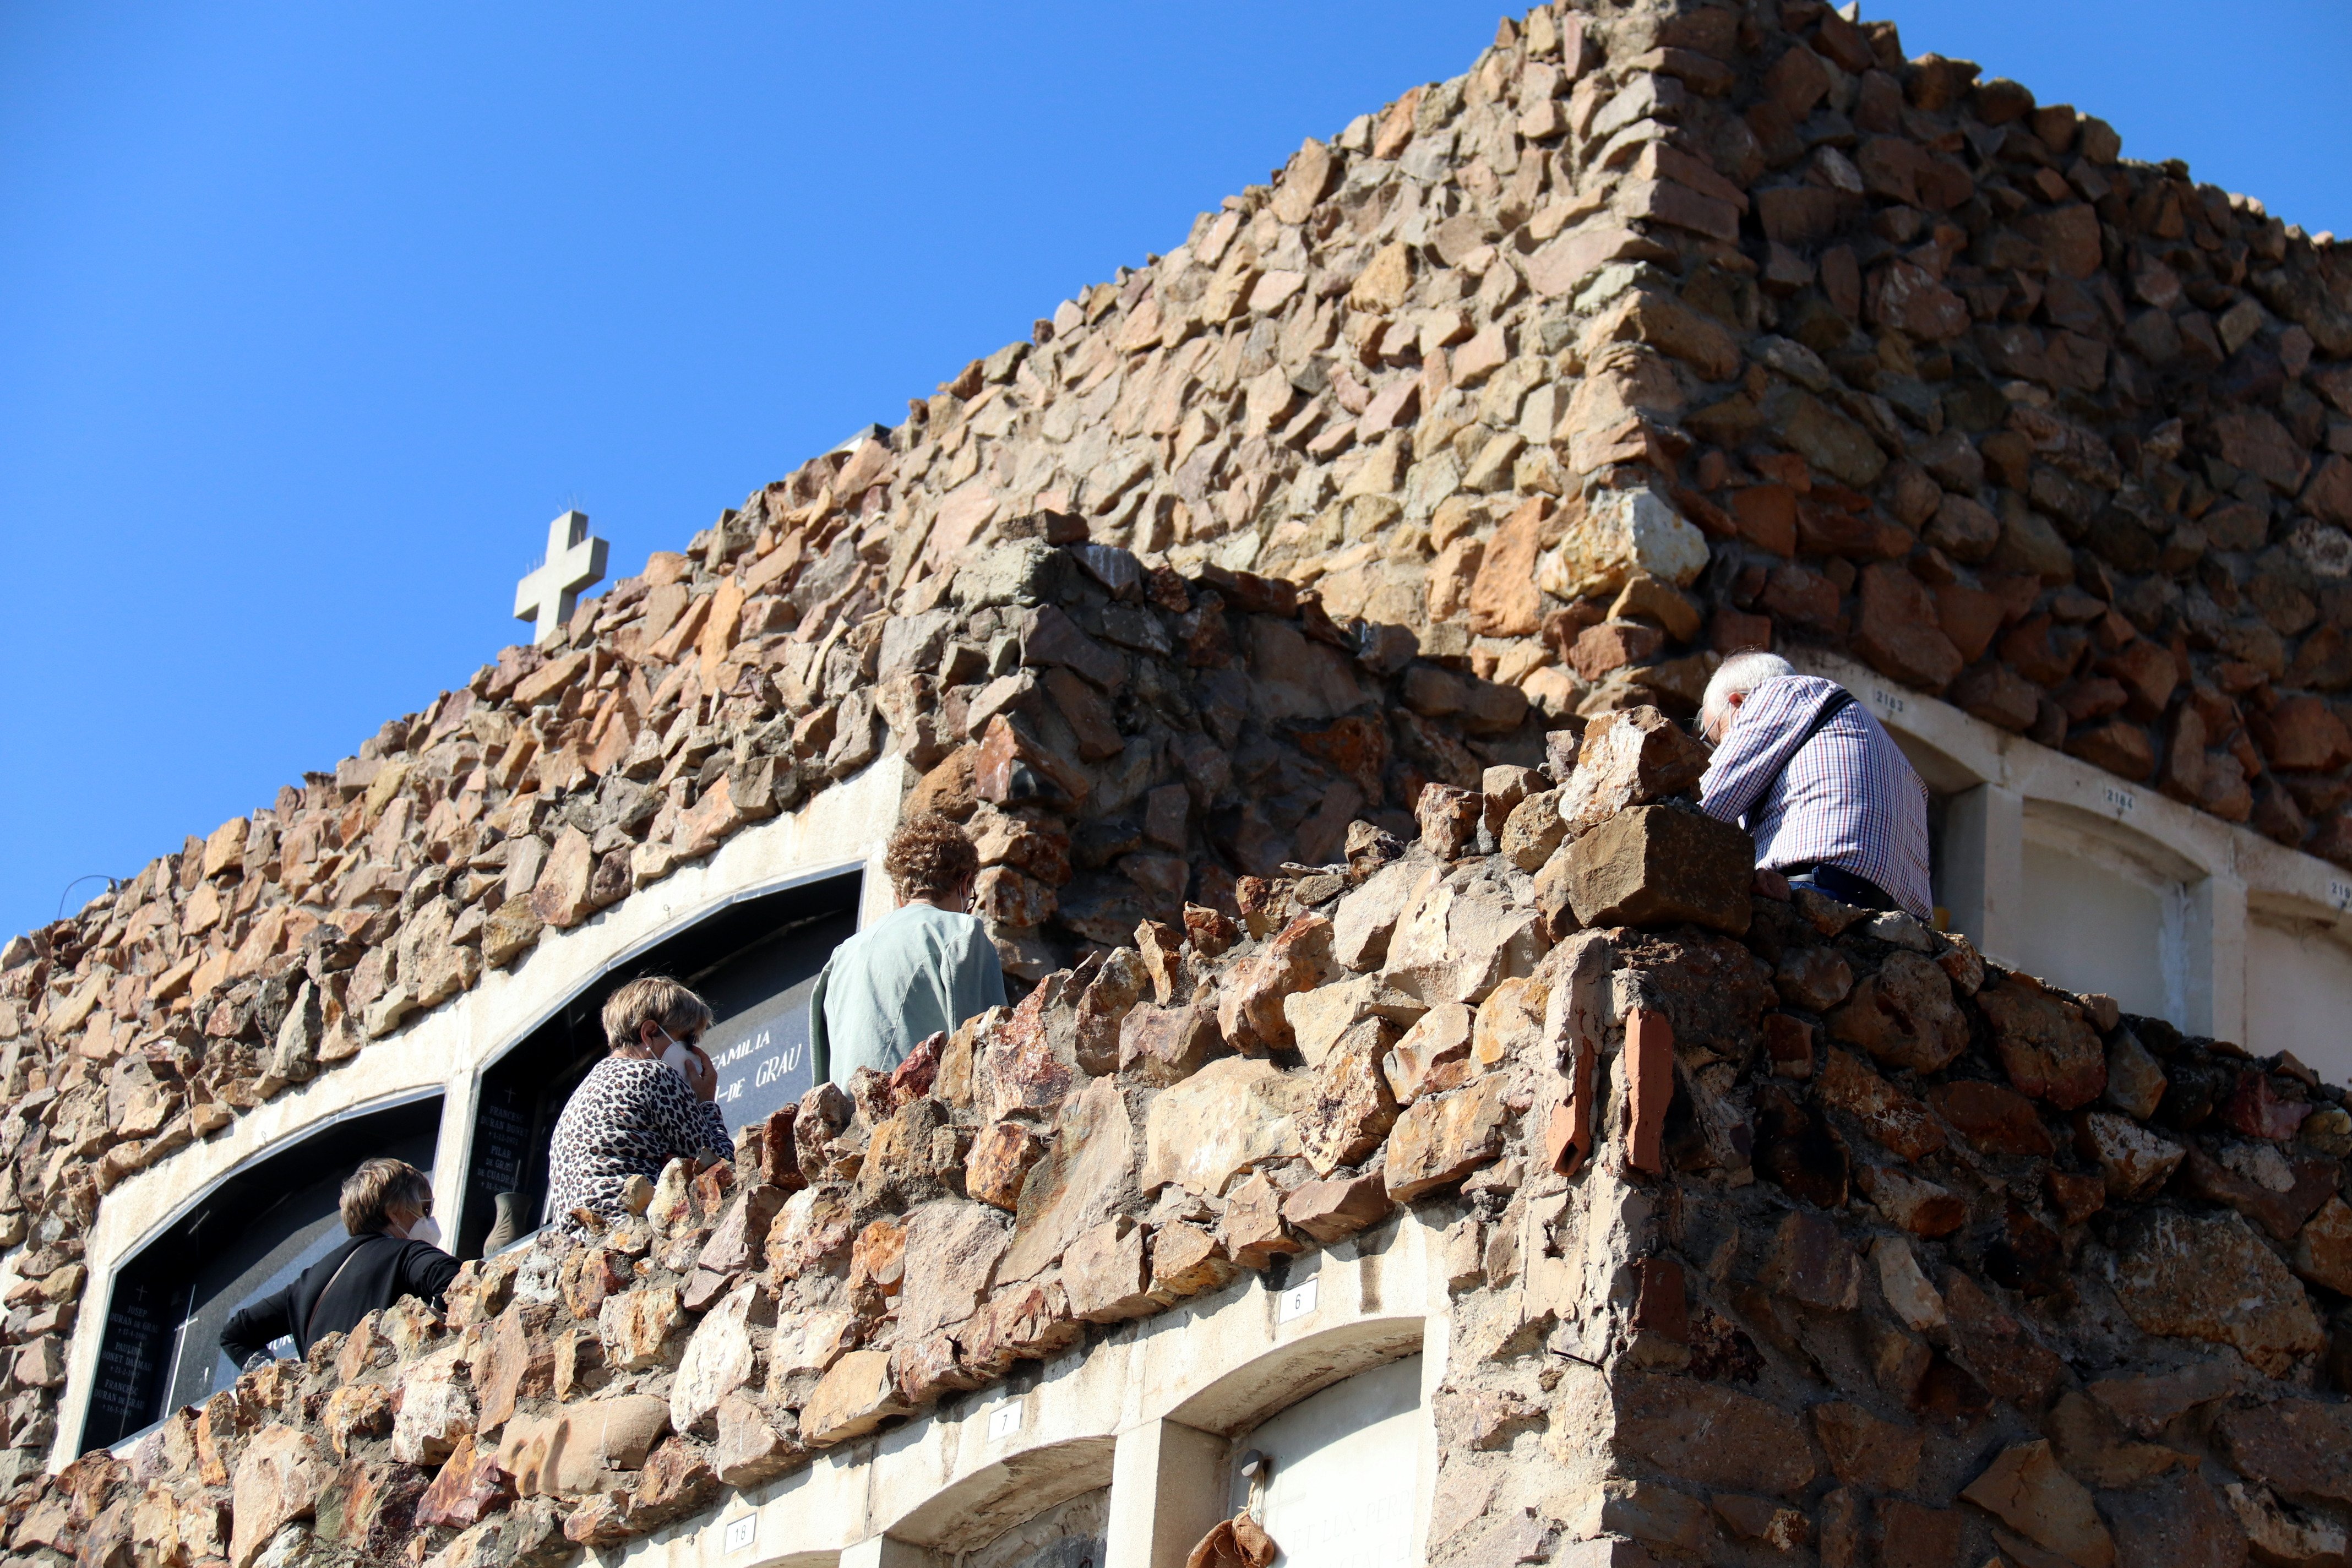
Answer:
xmin=1696 ymin=651 xmax=1934 ymax=919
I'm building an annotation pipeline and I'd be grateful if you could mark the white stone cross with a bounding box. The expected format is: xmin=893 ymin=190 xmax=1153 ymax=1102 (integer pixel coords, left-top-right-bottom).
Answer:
xmin=513 ymin=510 xmax=610 ymax=646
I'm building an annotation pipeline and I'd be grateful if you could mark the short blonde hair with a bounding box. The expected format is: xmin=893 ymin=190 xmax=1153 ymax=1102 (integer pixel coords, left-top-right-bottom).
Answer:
xmin=885 ymin=814 xmax=979 ymax=899
xmin=602 ymin=975 xmax=715 ymax=1054
xmin=340 ymin=1158 xmax=432 ymax=1236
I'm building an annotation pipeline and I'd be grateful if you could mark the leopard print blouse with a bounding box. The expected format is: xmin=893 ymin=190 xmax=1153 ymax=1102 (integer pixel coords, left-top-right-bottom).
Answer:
xmin=545 ymin=1056 xmax=731 ymax=1227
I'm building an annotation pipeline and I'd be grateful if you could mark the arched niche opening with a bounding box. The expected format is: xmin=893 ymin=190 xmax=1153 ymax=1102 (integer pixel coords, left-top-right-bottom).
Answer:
xmin=456 ymin=867 xmax=862 ymax=1259
xmin=81 ymin=1091 xmax=441 ymax=1452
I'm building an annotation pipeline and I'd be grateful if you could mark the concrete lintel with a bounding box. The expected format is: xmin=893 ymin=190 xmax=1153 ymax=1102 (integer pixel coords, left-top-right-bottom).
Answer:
xmin=839 ymin=1537 xmax=932 ymax=1568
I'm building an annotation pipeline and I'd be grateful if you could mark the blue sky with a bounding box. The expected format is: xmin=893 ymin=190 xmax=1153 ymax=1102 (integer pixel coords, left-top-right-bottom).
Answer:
xmin=3 ymin=0 xmax=2348 ymax=941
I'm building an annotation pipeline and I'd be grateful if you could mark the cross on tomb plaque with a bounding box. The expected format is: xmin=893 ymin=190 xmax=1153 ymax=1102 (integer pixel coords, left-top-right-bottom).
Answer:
xmin=513 ymin=509 xmax=610 ymax=646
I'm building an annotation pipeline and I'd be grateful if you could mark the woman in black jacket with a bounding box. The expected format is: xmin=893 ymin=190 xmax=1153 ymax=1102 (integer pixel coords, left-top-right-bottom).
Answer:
xmin=218 ymin=1157 xmax=459 ymax=1372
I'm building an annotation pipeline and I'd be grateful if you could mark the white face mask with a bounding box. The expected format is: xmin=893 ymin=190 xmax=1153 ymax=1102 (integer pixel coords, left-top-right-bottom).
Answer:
xmin=406 ymin=1215 xmax=443 ymax=1249
xmin=656 ymin=1027 xmax=696 ymax=1081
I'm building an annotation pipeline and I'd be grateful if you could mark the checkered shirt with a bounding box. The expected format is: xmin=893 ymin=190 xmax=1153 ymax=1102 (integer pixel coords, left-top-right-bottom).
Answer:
xmin=1697 ymin=674 xmax=1934 ymax=919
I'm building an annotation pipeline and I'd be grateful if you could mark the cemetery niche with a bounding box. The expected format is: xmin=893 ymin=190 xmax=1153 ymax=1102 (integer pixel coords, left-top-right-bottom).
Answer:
xmin=452 ymin=868 xmax=859 ymax=1259
xmin=78 ymin=1093 xmax=441 ymax=1452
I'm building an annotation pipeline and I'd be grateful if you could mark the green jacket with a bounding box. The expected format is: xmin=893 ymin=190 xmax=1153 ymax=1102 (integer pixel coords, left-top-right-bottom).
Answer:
xmin=809 ymin=901 xmax=1006 ymax=1084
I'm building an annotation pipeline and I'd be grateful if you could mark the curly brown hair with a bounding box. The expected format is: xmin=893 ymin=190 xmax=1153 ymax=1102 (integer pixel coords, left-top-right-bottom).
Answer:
xmin=886 ymin=814 xmax=979 ymax=900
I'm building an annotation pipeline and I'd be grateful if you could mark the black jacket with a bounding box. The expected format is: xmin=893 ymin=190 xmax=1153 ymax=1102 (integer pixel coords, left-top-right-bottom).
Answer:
xmin=218 ymin=1232 xmax=460 ymax=1368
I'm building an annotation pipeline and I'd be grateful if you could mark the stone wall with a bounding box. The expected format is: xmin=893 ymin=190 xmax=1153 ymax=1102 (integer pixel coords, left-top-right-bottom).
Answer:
xmin=11 ymin=688 xmax=2350 ymax=1568
xmin=4 ymin=0 xmax=2352 ymax=1559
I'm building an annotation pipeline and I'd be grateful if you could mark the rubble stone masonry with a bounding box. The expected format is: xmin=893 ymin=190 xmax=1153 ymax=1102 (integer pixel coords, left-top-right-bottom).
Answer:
xmin=4 ymin=0 xmax=2352 ymax=1563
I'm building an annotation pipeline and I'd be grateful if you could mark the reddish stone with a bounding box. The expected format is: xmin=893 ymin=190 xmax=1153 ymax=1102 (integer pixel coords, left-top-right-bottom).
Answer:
xmin=1294 ymin=716 xmax=1389 ymax=803
xmin=2059 ymin=676 xmax=2129 ymax=725
xmin=1869 ymin=261 xmax=1969 ymax=341
xmin=973 ymin=715 xmax=1090 ymax=810
xmin=1219 ymin=1174 xmax=1304 ymax=1270
xmin=1826 ymin=951 xmax=1967 ymax=1073
xmin=2251 ymin=695 xmax=2352 ymax=773
xmin=1281 ymin=1170 xmax=1392 ymax=1243
xmin=1763 ymin=1012 xmax=1815 ymax=1079
xmin=1415 ymin=783 xmax=1484 ymax=859
xmin=1183 ymin=903 xmax=1240 ymax=957
xmin=2176 ymin=1147 xmax=2338 ymax=1243
xmin=412 ymin=1434 xmax=516 ymax=1531
xmin=1149 ymin=1222 xmax=1239 ymax=1300
xmin=2103 ymin=1471 xmax=2245 ymax=1568
xmin=2001 ymin=614 xmax=2081 ymax=687
xmin=1569 ymin=620 xmax=1668 ymax=680
xmin=756 ymin=1105 xmax=805 ymax=1193
xmin=1978 ymin=979 xmax=2106 ymax=1109
xmin=963 ymin=1120 xmax=1046 ymax=1212
xmin=1796 ymin=498 xmax=1908 ymax=560
xmin=2214 ymin=1398 xmax=2352 ymax=1509
xmin=2075 ymin=1111 xmax=2185 ymax=1200
xmin=960 ymin=1280 xmax=1082 ymax=1376
xmin=1761 ymin=563 xmax=1842 ymax=627
xmin=1615 ymin=1375 xmax=1817 ymax=1496
xmin=1864 ymin=1166 xmax=1968 ymax=1237
xmin=1930 ymin=1080 xmax=2056 ymax=1156
xmin=2222 ymin=1070 xmax=2312 ymax=1141
xmin=1217 ymin=913 xmax=1338 ymax=1054
xmin=1733 ymin=484 xmax=1798 ymax=556
xmin=1712 ymin=607 xmax=1774 ymax=654
xmin=2100 ymin=638 xmax=2181 ymax=719
xmin=2041 ymin=1166 xmax=2098 ymax=1222
xmin=1117 ymin=996 xmax=1222 ymax=1087
xmin=1874 ymin=1500 xmax=1964 ymax=1568
xmin=1631 ymin=1257 xmax=1689 ymax=1342
xmin=1061 ymin=1220 xmax=1153 ymax=1324
xmin=2066 ymin=720 xmax=2156 ymax=781
xmin=1951 ymin=664 xmax=2042 ymax=733
xmin=474 ymin=1303 xmax=557 ymax=1430
xmin=1564 ymin=804 xmax=1755 ymax=936
xmin=628 ymin=1436 xmax=720 ymax=1527
xmin=1942 ymin=1272 xmax=2067 ymax=1413
xmin=1468 ymin=496 xmax=1551 ymax=639
xmin=1934 ymin=581 xmax=2004 ymax=662
xmin=1386 ymin=1076 xmax=1509 ymax=1200
xmin=1855 ymin=565 xmax=1964 ymax=693
xmin=1818 ymin=1048 xmax=1946 ymax=1162
xmin=1814 ymin=1401 xmax=1923 ymax=1493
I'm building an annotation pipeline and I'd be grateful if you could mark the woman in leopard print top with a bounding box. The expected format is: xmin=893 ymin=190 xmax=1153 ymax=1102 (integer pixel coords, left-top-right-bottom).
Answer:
xmin=546 ymin=977 xmax=731 ymax=1228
